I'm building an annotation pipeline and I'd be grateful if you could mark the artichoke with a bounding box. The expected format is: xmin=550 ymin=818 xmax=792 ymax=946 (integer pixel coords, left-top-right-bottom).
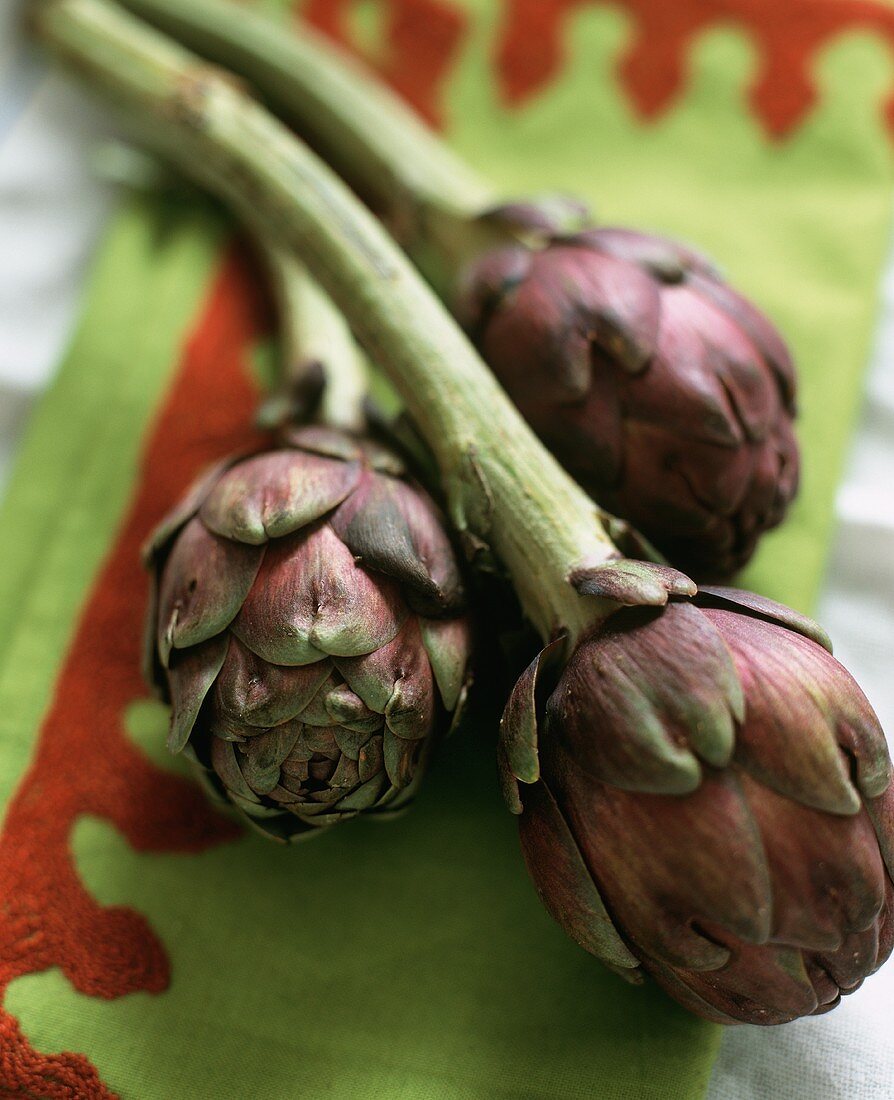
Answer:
xmin=459 ymin=228 xmax=799 ymax=579
xmin=500 ymin=585 xmax=894 ymax=1023
xmin=145 ymin=427 xmax=472 ymax=841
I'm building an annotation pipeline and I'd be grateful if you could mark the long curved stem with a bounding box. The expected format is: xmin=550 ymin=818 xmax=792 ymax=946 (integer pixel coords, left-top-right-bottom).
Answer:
xmin=31 ymin=0 xmax=617 ymax=645
xmin=117 ymin=0 xmax=495 ymax=232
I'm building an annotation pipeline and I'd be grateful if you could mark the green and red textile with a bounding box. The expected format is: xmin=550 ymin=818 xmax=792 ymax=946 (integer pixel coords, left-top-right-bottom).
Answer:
xmin=2 ymin=1 xmax=894 ymax=1094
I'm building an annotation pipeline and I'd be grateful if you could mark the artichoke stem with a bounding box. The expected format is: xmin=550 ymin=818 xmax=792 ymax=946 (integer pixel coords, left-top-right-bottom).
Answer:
xmin=30 ymin=0 xmax=617 ymax=646
xmin=116 ymin=0 xmax=495 ymax=241
xmin=259 ymin=243 xmax=369 ymax=434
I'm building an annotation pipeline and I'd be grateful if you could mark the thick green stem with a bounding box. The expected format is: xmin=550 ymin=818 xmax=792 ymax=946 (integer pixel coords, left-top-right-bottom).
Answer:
xmin=31 ymin=0 xmax=617 ymax=644
xmin=113 ymin=0 xmax=591 ymax=291
xmin=117 ymin=0 xmax=495 ymax=233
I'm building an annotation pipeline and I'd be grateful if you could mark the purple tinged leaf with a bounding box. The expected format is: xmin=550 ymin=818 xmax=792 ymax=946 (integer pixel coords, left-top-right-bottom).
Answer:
xmin=697 ymin=586 xmax=832 ymax=652
xmin=867 ymin=783 xmax=894 ymax=880
xmin=183 ymin=747 xmax=232 ymax=809
xmin=296 ymin=673 xmax=344 ymax=726
xmin=307 ymin=792 xmax=349 ymax=809
xmin=229 ymin=795 xmax=283 ymax=824
xmin=299 ymin=811 xmax=355 ymax=828
xmin=580 ymin=227 xmax=718 ymax=283
xmin=653 ymin=941 xmax=821 ymax=1025
xmin=548 ymin=650 xmax=698 ymax=795
xmin=237 ymin=749 xmax=282 ymax=797
xmin=550 ymin=604 xmax=741 ymax=794
xmin=240 ymin=724 xmax=303 ymax=788
xmin=383 ymin=729 xmax=416 ymax=789
xmin=877 ymin=875 xmax=894 ymax=969
xmin=498 ymin=745 xmax=524 ymax=816
xmin=301 ymin=809 xmax=360 ymax=827
xmin=523 ymin=354 xmax=625 ymax=487
xmin=375 ymin=782 xmax=417 ymax=816
xmin=703 ymin=608 xmax=883 ymax=814
xmin=385 ymin=671 xmax=436 ymax=741
xmin=268 ymin=782 xmax=304 ymax=805
xmin=165 ymin=635 xmax=229 ymax=754
xmin=232 ymin=523 xmax=406 ymax=665
xmin=519 ymin=781 xmax=641 ymax=970
xmin=714 ymin=350 xmax=775 ymax=446
xmin=556 ymin=246 xmax=663 ymax=377
xmin=306 ymin=786 xmax=345 ymax=806
xmin=480 ymin=196 xmax=592 ymax=238
xmin=419 ymin=616 xmax=473 ymax=712
xmin=279 ymin=750 xmax=310 ymax=781
xmin=211 ymin=737 xmax=261 ymax=803
xmin=630 ymin=286 xmax=746 ymax=448
xmin=814 ymin=923 xmax=881 ymax=994
xmin=642 ymin=964 xmax=743 ymax=1025
xmin=480 ymin=245 xmax=662 ymax=399
xmin=689 ymin=271 xmax=797 ymax=411
xmin=334 ymin=725 xmax=372 ymax=760
xmin=199 ymin=449 xmax=361 ymax=545
xmin=570 ymin=559 xmax=696 ymax=606
xmin=328 ymin=753 xmax=361 ymax=793
xmin=610 ymin=430 xmax=737 ymax=546
xmin=211 ymin=635 xmax=332 ymax=727
xmin=336 ymin=617 xmax=434 ymax=738
xmin=156 ymin=517 xmax=263 ymax=666
xmin=801 ymin=956 xmax=842 ymax=1013
xmin=324 ymin=684 xmax=382 ymax=734
xmin=669 ymin=284 xmax=778 ymax=444
xmin=335 ymin=773 xmax=388 ymax=812
xmin=283 ymin=424 xmax=367 ymax=463
xmin=500 ymin=640 xmax=565 ymax=789
xmin=742 ymin=773 xmax=887 ymax=950
xmin=357 ymin=735 xmax=384 ymax=783
xmin=454 ymin=244 xmax=531 ymax=337
xmin=302 ymin=726 xmax=340 ymax=755
xmin=207 ymin=713 xmax=248 ymax=742
xmin=331 ymin=471 xmax=464 ymax=609
xmin=559 ymin=763 xmax=773 ymax=968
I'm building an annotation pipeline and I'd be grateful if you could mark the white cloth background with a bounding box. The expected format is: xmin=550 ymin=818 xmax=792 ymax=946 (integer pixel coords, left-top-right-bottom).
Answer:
xmin=1 ymin=8 xmax=892 ymax=1099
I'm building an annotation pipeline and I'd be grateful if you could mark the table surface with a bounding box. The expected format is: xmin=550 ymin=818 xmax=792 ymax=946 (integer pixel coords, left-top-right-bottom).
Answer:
xmin=1 ymin=10 xmax=893 ymax=1099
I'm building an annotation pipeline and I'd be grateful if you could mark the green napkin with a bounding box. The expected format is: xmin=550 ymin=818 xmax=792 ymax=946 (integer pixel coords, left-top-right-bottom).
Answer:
xmin=2 ymin=1 xmax=893 ymax=1096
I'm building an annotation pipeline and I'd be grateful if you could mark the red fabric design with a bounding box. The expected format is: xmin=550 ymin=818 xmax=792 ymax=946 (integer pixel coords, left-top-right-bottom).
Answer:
xmin=497 ymin=0 xmax=894 ymax=138
xmin=0 ymin=252 xmax=267 ymax=1098
xmin=302 ymin=0 xmax=467 ymax=126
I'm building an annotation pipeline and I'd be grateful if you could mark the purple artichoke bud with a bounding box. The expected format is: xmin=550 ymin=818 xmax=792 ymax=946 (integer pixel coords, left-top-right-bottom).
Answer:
xmin=145 ymin=426 xmax=473 ymax=841
xmin=458 ymin=228 xmax=799 ymax=579
xmin=500 ymin=583 xmax=894 ymax=1023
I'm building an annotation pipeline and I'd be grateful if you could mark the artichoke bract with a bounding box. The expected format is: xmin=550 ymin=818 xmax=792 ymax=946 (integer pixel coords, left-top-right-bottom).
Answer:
xmin=459 ymin=228 xmax=800 ymax=579
xmin=501 ymin=587 xmax=894 ymax=1024
xmin=145 ymin=426 xmax=472 ymax=841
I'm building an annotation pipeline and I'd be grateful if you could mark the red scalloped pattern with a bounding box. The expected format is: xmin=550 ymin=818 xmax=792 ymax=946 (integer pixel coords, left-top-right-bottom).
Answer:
xmin=302 ymin=0 xmax=467 ymax=126
xmin=497 ymin=0 xmax=894 ymax=138
xmin=0 ymin=253 xmax=266 ymax=1097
